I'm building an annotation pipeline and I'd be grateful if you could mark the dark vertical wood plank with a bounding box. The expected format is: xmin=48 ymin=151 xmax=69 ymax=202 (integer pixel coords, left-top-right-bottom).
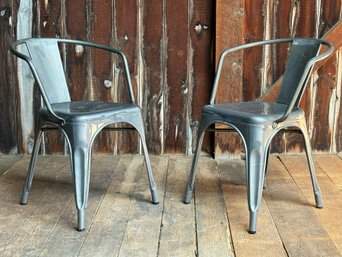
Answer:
xmin=143 ymin=0 xmax=164 ymax=154
xmin=114 ymin=1 xmax=139 ymax=154
xmin=0 ymin=1 xmax=18 ymax=153
xmin=243 ymin=0 xmax=264 ymax=101
xmin=190 ymin=0 xmax=214 ymax=154
xmin=90 ymin=0 xmax=115 ymax=153
xmin=214 ymin=0 xmax=244 ymax=157
xmin=164 ymin=1 xmax=189 ymax=153
xmin=65 ymin=0 xmax=89 ymax=101
xmin=38 ymin=0 xmax=65 ymax=154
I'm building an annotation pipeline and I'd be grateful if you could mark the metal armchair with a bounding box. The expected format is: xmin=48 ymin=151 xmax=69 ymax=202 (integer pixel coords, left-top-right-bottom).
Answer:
xmin=11 ymin=38 xmax=159 ymax=231
xmin=183 ymin=38 xmax=333 ymax=234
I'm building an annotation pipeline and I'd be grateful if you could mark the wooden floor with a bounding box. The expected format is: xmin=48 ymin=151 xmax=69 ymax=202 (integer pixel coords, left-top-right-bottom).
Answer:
xmin=0 ymin=154 xmax=342 ymax=257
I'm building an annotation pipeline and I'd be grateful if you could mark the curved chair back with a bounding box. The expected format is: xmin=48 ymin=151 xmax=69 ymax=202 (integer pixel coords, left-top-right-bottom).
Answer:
xmin=11 ymin=38 xmax=71 ymax=104
xmin=277 ymin=39 xmax=321 ymax=106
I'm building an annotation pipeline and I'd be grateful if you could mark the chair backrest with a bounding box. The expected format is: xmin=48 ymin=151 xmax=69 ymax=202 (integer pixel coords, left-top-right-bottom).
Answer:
xmin=14 ymin=38 xmax=71 ymax=104
xmin=276 ymin=39 xmax=321 ymax=106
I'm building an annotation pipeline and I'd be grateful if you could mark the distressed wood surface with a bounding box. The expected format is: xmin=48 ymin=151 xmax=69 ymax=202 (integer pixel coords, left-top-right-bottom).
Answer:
xmin=214 ymin=0 xmax=245 ymax=158
xmin=143 ymin=0 xmax=164 ymax=154
xmin=1 ymin=154 xmax=342 ymax=256
xmin=37 ymin=0 xmax=64 ymax=154
xmin=0 ymin=1 xmax=17 ymax=154
xmin=2 ymin=1 xmax=342 ymax=155
xmin=189 ymin=0 xmax=214 ymax=154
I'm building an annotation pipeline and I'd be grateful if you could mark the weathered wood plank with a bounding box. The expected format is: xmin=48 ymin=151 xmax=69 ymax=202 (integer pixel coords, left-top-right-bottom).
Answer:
xmin=116 ymin=156 xmax=168 ymax=256
xmin=264 ymin=156 xmax=341 ymax=257
xmin=218 ymin=159 xmax=287 ymax=257
xmin=195 ymin=157 xmax=234 ymax=257
xmin=114 ymin=1 xmax=139 ymax=154
xmin=0 ymin=154 xmax=22 ymax=176
xmin=65 ymin=0 xmax=89 ymax=101
xmin=90 ymin=0 xmax=115 ymax=153
xmin=0 ymin=1 xmax=18 ymax=154
xmin=143 ymin=0 xmax=164 ymax=154
xmin=164 ymin=1 xmax=189 ymax=154
xmin=190 ymin=0 xmax=214 ymax=154
xmin=158 ymin=156 xmax=197 ymax=256
xmin=38 ymin=155 xmax=123 ymax=257
xmin=76 ymin=155 xmax=134 ymax=256
xmin=214 ymin=0 xmax=244 ymax=157
xmin=243 ymin=0 xmax=264 ymax=101
xmin=38 ymin=0 xmax=65 ymax=154
xmin=280 ymin=155 xmax=342 ymax=254
xmin=0 ymin=155 xmax=69 ymax=256
xmin=313 ymin=155 xmax=342 ymax=188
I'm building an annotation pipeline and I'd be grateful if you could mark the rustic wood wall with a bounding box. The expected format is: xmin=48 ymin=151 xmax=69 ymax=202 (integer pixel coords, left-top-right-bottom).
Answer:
xmin=0 ymin=0 xmax=341 ymax=156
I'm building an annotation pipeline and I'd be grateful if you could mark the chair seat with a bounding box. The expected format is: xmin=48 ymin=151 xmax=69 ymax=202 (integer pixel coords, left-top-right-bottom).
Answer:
xmin=40 ymin=101 xmax=140 ymax=123
xmin=203 ymin=102 xmax=303 ymax=125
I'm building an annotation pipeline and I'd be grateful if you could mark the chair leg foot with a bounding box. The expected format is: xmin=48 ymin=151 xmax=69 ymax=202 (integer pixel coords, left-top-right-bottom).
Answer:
xmin=315 ymin=191 xmax=323 ymax=208
xmin=183 ymin=188 xmax=193 ymax=204
xmin=248 ymin=211 xmax=257 ymax=234
xmin=76 ymin=209 xmax=85 ymax=232
xmin=20 ymin=190 xmax=30 ymax=205
xmin=151 ymin=187 xmax=159 ymax=204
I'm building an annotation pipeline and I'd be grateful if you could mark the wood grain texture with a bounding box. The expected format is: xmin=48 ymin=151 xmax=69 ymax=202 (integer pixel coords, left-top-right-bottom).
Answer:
xmin=164 ymin=1 xmax=189 ymax=153
xmin=38 ymin=0 xmax=65 ymax=154
xmin=265 ymin=156 xmax=341 ymax=257
xmin=0 ymin=1 xmax=18 ymax=153
xmin=189 ymin=0 xmax=214 ymax=154
xmin=218 ymin=159 xmax=288 ymax=257
xmin=143 ymin=0 xmax=164 ymax=154
xmin=115 ymin=1 xmax=139 ymax=154
xmin=214 ymin=0 xmax=245 ymax=157
xmin=90 ymin=0 xmax=115 ymax=153
xmin=1 ymin=154 xmax=342 ymax=255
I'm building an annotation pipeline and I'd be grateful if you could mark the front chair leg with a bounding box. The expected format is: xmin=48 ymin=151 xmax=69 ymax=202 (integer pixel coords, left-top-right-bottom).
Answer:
xmin=64 ymin=124 xmax=94 ymax=231
xmin=21 ymin=127 xmax=43 ymax=205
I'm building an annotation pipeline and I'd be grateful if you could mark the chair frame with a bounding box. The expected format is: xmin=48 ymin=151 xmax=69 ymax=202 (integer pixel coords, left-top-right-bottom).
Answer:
xmin=184 ymin=38 xmax=333 ymax=234
xmin=11 ymin=38 xmax=159 ymax=231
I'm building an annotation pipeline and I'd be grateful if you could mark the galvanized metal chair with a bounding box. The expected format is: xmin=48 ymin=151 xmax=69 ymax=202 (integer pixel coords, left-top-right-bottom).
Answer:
xmin=183 ymin=38 xmax=333 ymax=234
xmin=11 ymin=38 xmax=159 ymax=231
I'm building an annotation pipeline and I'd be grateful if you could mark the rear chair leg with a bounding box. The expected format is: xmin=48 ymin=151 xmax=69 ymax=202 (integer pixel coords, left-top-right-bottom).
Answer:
xmin=21 ymin=129 xmax=43 ymax=205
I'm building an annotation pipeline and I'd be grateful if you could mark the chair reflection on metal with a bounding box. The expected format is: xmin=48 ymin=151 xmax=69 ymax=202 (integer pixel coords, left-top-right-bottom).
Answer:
xmin=184 ymin=38 xmax=333 ymax=234
xmin=11 ymin=38 xmax=159 ymax=231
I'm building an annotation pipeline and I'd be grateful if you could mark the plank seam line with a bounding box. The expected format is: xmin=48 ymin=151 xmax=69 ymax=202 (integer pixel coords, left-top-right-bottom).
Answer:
xmin=77 ymin=159 xmax=119 ymax=256
xmin=216 ymin=161 xmax=236 ymax=256
xmin=273 ymin=155 xmax=308 ymax=257
xmin=314 ymin=158 xmax=337 ymax=185
xmin=116 ymin=159 xmax=144 ymax=257
xmin=193 ymin=180 xmax=199 ymax=257
xmin=156 ymin=157 xmax=170 ymax=257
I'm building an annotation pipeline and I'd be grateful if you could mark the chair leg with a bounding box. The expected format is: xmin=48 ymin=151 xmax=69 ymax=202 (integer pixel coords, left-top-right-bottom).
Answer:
xmin=130 ymin=113 xmax=159 ymax=204
xmin=21 ymin=129 xmax=43 ymax=205
xmin=65 ymin=125 xmax=94 ymax=231
xmin=183 ymin=122 xmax=207 ymax=204
xmin=244 ymin=128 xmax=268 ymax=234
xmin=301 ymin=127 xmax=323 ymax=208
